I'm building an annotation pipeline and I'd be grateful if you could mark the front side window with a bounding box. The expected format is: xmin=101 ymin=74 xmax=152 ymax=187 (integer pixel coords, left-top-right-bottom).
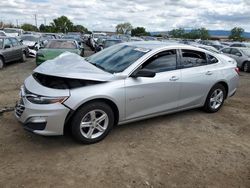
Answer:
xmin=85 ymin=44 xmax=149 ymax=73
xmin=142 ymin=50 xmax=177 ymax=72
xmin=181 ymin=49 xmax=207 ymax=68
xmin=3 ymin=38 xmax=13 ymax=48
xmin=231 ymin=48 xmax=242 ymax=56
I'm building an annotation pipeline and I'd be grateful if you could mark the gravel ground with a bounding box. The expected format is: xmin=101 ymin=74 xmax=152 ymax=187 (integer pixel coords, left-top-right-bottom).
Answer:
xmin=0 ymin=48 xmax=250 ymax=188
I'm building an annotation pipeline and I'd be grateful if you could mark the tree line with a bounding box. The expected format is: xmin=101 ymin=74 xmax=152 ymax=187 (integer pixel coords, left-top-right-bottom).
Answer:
xmin=0 ymin=16 xmax=246 ymax=41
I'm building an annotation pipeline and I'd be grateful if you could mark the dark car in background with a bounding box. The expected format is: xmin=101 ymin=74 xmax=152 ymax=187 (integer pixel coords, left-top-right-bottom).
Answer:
xmin=0 ymin=36 xmax=28 ymax=69
xmin=230 ymin=42 xmax=250 ymax=48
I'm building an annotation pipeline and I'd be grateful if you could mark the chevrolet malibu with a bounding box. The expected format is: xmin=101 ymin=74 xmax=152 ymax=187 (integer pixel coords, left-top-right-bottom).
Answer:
xmin=15 ymin=42 xmax=239 ymax=144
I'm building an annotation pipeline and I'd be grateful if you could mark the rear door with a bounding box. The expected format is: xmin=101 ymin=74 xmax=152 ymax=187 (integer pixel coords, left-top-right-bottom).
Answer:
xmin=125 ymin=49 xmax=181 ymax=120
xmin=178 ymin=49 xmax=219 ymax=109
xmin=9 ymin=37 xmax=22 ymax=60
xmin=2 ymin=38 xmax=14 ymax=63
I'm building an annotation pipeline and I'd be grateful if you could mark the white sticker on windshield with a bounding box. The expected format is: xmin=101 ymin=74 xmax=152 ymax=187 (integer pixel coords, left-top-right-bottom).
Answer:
xmin=134 ymin=48 xmax=150 ymax=53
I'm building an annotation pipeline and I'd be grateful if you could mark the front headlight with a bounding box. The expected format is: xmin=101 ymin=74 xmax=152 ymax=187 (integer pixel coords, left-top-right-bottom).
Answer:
xmin=26 ymin=94 xmax=68 ymax=104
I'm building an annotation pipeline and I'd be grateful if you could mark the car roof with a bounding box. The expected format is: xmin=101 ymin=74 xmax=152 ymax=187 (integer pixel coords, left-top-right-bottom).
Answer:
xmin=124 ymin=41 xmax=189 ymax=50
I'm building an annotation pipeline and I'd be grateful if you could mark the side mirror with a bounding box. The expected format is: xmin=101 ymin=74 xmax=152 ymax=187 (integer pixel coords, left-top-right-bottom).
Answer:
xmin=4 ymin=44 xmax=11 ymax=49
xmin=131 ymin=69 xmax=156 ymax=78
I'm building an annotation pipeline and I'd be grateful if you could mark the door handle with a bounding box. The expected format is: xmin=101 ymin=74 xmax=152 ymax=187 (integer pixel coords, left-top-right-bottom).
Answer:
xmin=206 ymin=71 xmax=213 ymax=75
xmin=169 ymin=76 xmax=179 ymax=81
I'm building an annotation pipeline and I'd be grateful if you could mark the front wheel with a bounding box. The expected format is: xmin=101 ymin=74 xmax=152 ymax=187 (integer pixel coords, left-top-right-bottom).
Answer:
xmin=0 ymin=57 xmax=4 ymax=69
xmin=71 ymin=102 xmax=114 ymax=144
xmin=203 ymin=84 xmax=226 ymax=113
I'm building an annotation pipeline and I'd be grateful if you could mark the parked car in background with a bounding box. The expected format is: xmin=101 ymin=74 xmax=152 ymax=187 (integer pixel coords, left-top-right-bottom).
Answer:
xmin=0 ymin=30 xmax=7 ymax=36
xmin=63 ymin=34 xmax=84 ymax=46
xmin=185 ymin=42 xmax=220 ymax=53
xmin=220 ymin=47 xmax=250 ymax=72
xmin=15 ymin=42 xmax=239 ymax=144
xmin=3 ymin=28 xmax=24 ymax=37
xmin=20 ymin=34 xmax=44 ymax=57
xmin=95 ymin=39 xmax=123 ymax=52
xmin=36 ymin=39 xmax=84 ymax=65
xmin=199 ymin=40 xmax=225 ymax=50
xmin=230 ymin=42 xmax=250 ymax=48
xmin=0 ymin=36 xmax=28 ymax=69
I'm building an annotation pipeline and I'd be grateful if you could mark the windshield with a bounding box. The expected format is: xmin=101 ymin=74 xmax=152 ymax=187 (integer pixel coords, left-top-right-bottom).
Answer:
xmin=46 ymin=40 xmax=77 ymax=49
xmin=21 ymin=35 xmax=39 ymax=41
xmin=242 ymin=49 xmax=250 ymax=56
xmin=4 ymin=28 xmax=20 ymax=34
xmin=0 ymin=39 xmax=3 ymax=48
xmin=85 ymin=44 xmax=149 ymax=73
xmin=104 ymin=40 xmax=122 ymax=48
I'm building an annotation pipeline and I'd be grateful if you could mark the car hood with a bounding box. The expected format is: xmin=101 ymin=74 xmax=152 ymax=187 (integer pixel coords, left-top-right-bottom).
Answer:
xmin=34 ymin=52 xmax=114 ymax=81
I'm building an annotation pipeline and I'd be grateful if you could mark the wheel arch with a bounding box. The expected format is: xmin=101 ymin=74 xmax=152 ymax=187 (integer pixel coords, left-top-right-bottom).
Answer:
xmin=241 ymin=61 xmax=250 ymax=69
xmin=213 ymin=81 xmax=229 ymax=99
xmin=63 ymin=98 xmax=120 ymax=134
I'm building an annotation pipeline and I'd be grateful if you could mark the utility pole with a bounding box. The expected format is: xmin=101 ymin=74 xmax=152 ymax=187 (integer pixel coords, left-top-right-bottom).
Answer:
xmin=16 ymin=19 xmax=19 ymax=28
xmin=44 ymin=17 xmax=46 ymax=26
xmin=34 ymin=14 xmax=37 ymax=28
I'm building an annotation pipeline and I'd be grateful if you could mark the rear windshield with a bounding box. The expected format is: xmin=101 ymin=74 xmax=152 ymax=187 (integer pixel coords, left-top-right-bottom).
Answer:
xmin=21 ymin=35 xmax=40 ymax=41
xmin=46 ymin=40 xmax=77 ymax=49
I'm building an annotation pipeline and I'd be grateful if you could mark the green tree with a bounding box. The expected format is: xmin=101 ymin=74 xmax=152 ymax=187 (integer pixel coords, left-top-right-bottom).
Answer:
xmin=229 ymin=27 xmax=245 ymax=41
xmin=169 ymin=28 xmax=185 ymax=38
xmin=116 ymin=22 xmax=133 ymax=34
xmin=21 ymin=23 xmax=38 ymax=31
xmin=51 ymin=16 xmax=73 ymax=33
xmin=131 ymin=27 xmax=149 ymax=36
xmin=72 ymin=25 xmax=89 ymax=33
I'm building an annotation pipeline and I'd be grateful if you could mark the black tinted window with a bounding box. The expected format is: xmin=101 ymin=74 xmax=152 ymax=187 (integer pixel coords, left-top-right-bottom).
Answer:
xmin=231 ymin=44 xmax=244 ymax=47
xmin=181 ymin=50 xmax=207 ymax=68
xmin=221 ymin=48 xmax=231 ymax=53
xmin=143 ymin=50 xmax=177 ymax=72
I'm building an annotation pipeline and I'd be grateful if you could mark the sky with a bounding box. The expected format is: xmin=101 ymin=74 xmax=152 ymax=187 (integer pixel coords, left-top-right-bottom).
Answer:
xmin=0 ymin=0 xmax=250 ymax=32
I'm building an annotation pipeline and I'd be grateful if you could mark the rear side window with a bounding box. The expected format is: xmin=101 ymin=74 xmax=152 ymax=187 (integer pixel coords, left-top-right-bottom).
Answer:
xmin=181 ymin=49 xmax=207 ymax=68
xmin=231 ymin=48 xmax=242 ymax=56
xmin=207 ymin=54 xmax=218 ymax=64
xmin=10 ymin=38 xmax=20 ymax=47
xmin=142 ymin=50 xmax=177 ymax=72
xmin=221 ymin=48 xmax=231 ymax=53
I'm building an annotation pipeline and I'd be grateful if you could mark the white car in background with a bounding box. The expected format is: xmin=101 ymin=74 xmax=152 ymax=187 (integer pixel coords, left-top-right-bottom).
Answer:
xmin=3 ymin=28 xmax=24 ymax=37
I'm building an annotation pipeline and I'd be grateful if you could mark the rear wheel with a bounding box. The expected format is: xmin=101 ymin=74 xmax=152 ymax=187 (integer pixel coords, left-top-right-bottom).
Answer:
xmin=0 ymin=57 xmax=4 ymax=69
xmin=243 ymin=62 xmax=250 ymax=73
xmin=203 ymin=84 xmax=226 ymax=113
xmin=71 ymin=102 xmax=114 ymax=144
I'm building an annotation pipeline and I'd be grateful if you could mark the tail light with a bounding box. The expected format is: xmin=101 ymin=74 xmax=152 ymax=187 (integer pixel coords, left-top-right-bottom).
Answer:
xmin=235 ymin=67 xmax=240 ymax=75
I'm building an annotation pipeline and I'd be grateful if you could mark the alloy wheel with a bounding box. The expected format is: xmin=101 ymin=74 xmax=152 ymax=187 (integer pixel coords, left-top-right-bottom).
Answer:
xmin=244 ymin=63 xmax=248 ymax=72
xmin=79 ymin=110 xmax=109 ymax=139
xmin=209 ymin=89 xmax=224 ymax=110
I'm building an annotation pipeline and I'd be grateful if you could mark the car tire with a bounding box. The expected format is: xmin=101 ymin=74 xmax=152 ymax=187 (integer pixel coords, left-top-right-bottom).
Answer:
xmin=21 ymin=52 xmax=26 ymax=63
xmin=243 ymin=62 xmax=250 ymax=73
xmin=71 ymin=102 xmax=114 ymax=144
xmin=0 ymin=57 xmax=4 ymax=69
xmin=203 ymin=84 xmax=226 ymax=113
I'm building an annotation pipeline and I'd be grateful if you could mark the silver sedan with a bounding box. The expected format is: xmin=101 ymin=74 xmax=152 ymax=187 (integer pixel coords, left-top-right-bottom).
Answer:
xmin=15 ymin=42 xmax=239 ymax=144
